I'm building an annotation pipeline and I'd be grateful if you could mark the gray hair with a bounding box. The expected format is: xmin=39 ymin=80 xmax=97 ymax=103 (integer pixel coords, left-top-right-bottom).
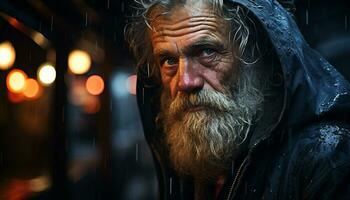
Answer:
xmin=125 ymin=0 xmax=262 ymax=84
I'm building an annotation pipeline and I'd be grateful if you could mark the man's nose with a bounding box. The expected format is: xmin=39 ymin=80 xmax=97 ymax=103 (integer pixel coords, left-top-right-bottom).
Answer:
xmin=176 ymin=58 xmax=204 ymax=93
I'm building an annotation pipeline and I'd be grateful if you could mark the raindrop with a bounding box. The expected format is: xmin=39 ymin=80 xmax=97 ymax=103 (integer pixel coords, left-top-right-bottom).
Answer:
xmin=231 ymin=161 xmax=234 ymax=175
xmin=345 ymin=15 xmax=348 ymax=31
xmin=305 ymin=9 xmax=309 ymax=26
xmin=50 ymin=16 xmax=54 ymax=31
xmin=92 ymin=138 xmax=96 ymax=148
xmin=62 ymin=106 xmax=65 ymax=122
xmin=267 ymin=23 xmax=272 ymax=29
xmin=147 ymin=63 xmax=150 ymax=78
xmin=169 ymin=177 xmax=173 ymax=195
xmin=252 ymin=188 xmax=256 ymax=193
xmin=110 ymin=99 xmax=113 ymax=111
xmin=121 ymin=2 xmax=125 ymax=13
xmin=85 ymin=12 xmax=88 ymax=27
xmin=107 ymin=0 xmax=110 ymax=9
xmin=142 ymin=87 xmax=145 ymax=104
xmin=135 ymin=143 xmax=139 ymax=162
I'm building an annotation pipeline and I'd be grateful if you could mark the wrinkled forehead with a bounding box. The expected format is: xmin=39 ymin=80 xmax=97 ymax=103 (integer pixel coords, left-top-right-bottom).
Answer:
xmin=147 ymin=2 xmax=229 ymax=38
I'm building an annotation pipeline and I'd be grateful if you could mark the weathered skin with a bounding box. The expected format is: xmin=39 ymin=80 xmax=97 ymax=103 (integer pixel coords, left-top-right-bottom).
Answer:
xmin=150 ymin=4 xmax=237 ymax=99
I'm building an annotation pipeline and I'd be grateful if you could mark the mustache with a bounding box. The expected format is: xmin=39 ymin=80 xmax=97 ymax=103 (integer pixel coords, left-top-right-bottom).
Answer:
xmin=168 ymin=90 xmax=235 ymax=115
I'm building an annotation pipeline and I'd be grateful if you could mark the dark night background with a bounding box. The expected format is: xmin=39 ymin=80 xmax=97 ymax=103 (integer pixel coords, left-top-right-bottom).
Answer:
xmin=0 ymin=0 xmax=348 ymax=199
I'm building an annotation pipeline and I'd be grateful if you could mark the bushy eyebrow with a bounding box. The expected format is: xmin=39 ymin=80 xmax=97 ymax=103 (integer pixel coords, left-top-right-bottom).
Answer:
xmin=153 ymin=36 xmax=225 ymax=58
xmin=182 ymin=38 xmax=225 ymax=55
xmin=154 ymin=49 xmax=174 ymax=59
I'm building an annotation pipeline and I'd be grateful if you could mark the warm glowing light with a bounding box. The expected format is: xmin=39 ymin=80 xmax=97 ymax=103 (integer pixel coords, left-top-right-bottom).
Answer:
xmin=0 ymin=41 xmax=16 ymax=70
xmin=83 ymin=96 xmax=101 ymax=114
xmin=32 ymin=32 xmax=47 ymax=47
xmin=7 ymin=69 xmax=27 ymax=93
xmin=126 ymin=75 xmax=137 ymax=95
xmin=7 ymin=92 xmax=24 ymax=103
xmin=68 ymin=50 xmax=91 ymax=74
xmin=23 ymin=78 xmax=41 ymax=99
xmin=86 ymin=75 xmax=104 ymax=95
xmin=38 ymin=63 xmax=56 ymax=85
xmin=29 ymin=175 xmax=51 ymax=192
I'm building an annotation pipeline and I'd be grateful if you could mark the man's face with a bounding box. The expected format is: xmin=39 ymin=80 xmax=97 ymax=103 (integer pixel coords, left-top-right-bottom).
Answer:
xmin=150 ymin=3 xmax=260 ymax=180
xmin=150 ymin=3 xmax=237 ymax=98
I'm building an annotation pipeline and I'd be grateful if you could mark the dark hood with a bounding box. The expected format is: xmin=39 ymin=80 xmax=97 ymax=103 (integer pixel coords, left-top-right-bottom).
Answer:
xmin=136 ymin=0 xmax=350 ymax=149
xmin=135 ymin=0 xmax=350 ymax=197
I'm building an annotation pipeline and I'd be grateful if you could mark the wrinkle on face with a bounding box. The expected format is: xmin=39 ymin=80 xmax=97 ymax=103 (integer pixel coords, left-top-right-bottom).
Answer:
xmin=149 ymin=3 xmax=237 ymax=98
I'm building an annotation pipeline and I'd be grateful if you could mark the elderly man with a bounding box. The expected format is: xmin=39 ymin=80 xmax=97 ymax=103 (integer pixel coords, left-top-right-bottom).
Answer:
xmin=126 ymin=0 xmax=350 ymax=199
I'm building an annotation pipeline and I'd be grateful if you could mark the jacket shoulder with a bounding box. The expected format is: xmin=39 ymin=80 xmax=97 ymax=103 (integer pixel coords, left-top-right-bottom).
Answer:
xmin=288 ymin=122 xmax=350 ymax=199
xmin=295 ymin=122 xmax=350 ymax=161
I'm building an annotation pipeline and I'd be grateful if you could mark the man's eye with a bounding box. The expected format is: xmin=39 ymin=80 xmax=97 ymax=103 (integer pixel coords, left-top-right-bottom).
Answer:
xmin=161 ymin=57 xmax=178 ymax=67
xmin=201 ymin=48 xmax=216 ymax=56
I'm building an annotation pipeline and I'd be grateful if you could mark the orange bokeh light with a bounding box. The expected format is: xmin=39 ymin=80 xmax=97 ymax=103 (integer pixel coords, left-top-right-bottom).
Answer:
xmin=23 ymin=78 xmax=41 ymax=99
xmin=6 ymin=69 xmax=27 ymax=93
xmin=85 ymin=75 xmax=104 ymax=95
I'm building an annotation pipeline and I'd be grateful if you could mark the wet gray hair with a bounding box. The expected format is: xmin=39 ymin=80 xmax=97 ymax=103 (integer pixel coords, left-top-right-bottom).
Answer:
xmin=125 ymin=0 xmax=261 ymax=84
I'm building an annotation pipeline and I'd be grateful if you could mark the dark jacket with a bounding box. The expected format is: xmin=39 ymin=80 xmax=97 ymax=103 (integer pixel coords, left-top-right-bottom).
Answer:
xmin=136 ymin=0 xmax=350 ymax=199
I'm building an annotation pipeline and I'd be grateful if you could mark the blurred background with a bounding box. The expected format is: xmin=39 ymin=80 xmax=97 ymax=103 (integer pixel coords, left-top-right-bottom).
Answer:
xmin=0 ymin=0 xmax=348 ymax=199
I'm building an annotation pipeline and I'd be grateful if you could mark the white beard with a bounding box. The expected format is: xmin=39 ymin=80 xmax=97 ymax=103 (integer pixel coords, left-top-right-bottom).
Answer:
xmin=157 ymin=63 xmax=265 ymax=181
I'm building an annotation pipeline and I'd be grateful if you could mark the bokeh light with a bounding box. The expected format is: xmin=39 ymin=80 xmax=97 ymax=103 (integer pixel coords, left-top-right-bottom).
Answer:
xmin=23 ymin=78 xmax=41 ymax=99
xmin=6 ymin=69 xmax=27 ymax=93
xmin=111 ymin=73 xmax=128 ymax=98
xmin=0 ymin=41 xmax=16 ymax=70
xmin=38 ymin=63 xmax=56 ymax=85
xmin=29 ymin=175 xmax=51 ymax=192
xmin=68 ymin=50 xmax=91 ymax=75
xmin=7 ymin=92 xmax=25 ymax=103
xmin=83 ymin=96 xmax=101 ymax=114
xmin=126 ymin=75 xmax=137 ymax=95
xmin=85 ymin=75 xmax=104 ymax=95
